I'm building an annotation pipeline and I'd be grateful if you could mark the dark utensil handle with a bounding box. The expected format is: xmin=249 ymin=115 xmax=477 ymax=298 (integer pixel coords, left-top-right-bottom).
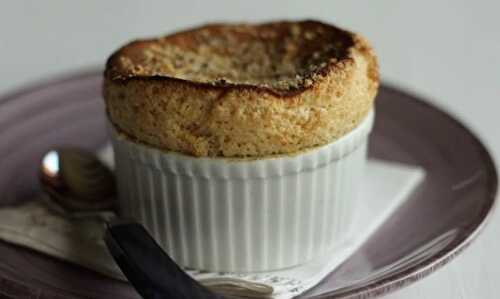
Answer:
xmin=105 ymin=221 xmax=230 ymax=299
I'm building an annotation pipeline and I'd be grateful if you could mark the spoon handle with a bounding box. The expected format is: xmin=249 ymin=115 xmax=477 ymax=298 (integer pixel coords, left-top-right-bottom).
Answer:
xmin=105 ymin=222 xmax=231 ymax=299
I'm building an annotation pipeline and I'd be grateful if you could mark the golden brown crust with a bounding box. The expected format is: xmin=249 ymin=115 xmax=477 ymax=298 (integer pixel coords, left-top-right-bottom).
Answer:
xmin=103 ymin=20 xmax=379 ymax=157
xmin=105 ymin=20 xmax=356 ymax=95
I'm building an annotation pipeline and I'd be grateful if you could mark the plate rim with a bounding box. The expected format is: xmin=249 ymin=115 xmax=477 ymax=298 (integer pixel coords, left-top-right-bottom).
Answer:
xmin=313 ymin=86 xmax=498 ymax=299
xmin=0 ymin=70 xmax=497 ymax=299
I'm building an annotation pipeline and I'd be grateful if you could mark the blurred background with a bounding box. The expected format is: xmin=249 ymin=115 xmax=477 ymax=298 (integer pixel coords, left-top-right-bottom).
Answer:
xmin=0 ymin=1 xmax=499 ymax=298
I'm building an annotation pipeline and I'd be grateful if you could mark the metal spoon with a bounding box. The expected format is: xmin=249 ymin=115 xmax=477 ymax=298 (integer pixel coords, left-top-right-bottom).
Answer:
xmin=40 ymin=148 xmax=116 ymax=220
xmin=39 ymin=148 xmax=232 ymax=299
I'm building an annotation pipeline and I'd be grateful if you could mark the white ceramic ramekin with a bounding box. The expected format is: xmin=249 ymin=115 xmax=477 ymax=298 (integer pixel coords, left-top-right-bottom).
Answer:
xmin=110 ymin=110 xmax=374 ymax=272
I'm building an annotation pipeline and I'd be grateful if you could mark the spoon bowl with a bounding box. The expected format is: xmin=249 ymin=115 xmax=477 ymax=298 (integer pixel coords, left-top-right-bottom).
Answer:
xmin=40 ymin=148 xmax=116 ymax=216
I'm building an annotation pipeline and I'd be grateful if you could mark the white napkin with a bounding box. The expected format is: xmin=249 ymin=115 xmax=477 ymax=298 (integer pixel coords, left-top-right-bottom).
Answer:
xmin=0 ymin=146 xmax=424 ymax=299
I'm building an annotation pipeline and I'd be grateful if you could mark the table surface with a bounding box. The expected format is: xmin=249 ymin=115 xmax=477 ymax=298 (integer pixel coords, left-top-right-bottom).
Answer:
xmin=1 ymin=1 xmax=499 ymax=298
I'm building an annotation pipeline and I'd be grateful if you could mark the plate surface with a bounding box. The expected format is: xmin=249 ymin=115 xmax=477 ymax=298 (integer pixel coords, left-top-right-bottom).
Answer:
xmin=0 ymin=70 xmax=496 ymax=299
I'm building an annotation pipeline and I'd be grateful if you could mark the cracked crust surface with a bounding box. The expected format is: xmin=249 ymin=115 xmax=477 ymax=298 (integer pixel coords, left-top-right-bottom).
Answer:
xmin=103 ymin=20 xmax=379 ymax=157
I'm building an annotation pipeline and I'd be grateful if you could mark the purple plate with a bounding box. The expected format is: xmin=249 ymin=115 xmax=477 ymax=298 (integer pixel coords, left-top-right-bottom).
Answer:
xmin=0 ymin=70 xmax=497 ymax=299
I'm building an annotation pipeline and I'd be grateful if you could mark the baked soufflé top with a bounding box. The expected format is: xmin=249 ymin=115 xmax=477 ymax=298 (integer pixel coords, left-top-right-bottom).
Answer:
xmin=103 ymin=20 xmax=379 ymax=157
